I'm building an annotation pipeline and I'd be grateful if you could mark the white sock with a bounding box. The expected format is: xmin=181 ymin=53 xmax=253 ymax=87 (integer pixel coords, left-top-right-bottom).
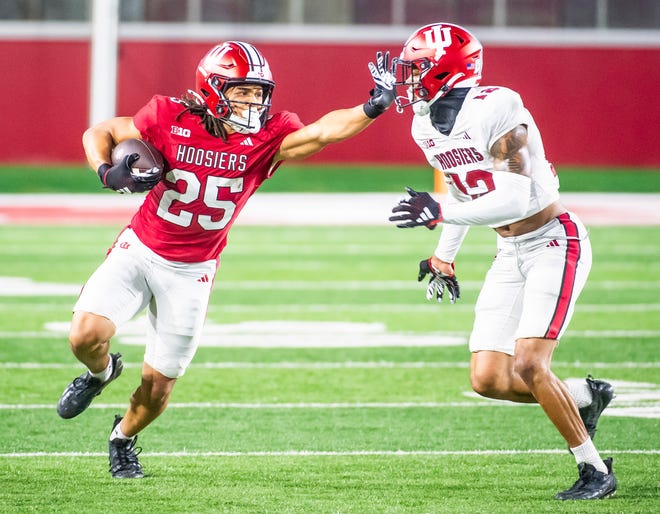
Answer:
xmin=110 ymin=421 xmax=132 ymax=441
xmin=89 ymin=358 xmax=113 ymax=383
xmin=565 ymin=378 xmax=593 ymax=408
xmin=570 ymin=439 xmax=608 ymax=473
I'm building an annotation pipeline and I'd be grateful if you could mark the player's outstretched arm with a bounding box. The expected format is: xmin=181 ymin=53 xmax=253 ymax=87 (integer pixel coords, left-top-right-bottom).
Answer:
xmin=82 ymin=117 xmax=141 ymax=171
xmin=274 ymin=51 xmax=395 ymax=162
xmin=275 ymin=105 xmax=374 ymax=161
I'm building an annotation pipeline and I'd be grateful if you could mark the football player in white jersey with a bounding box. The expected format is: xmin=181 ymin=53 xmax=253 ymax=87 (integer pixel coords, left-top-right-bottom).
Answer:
xmin=388 ymin=23 xmax=616 ymax=500
xmin=56 ymin=41 xmax=396 ymax=478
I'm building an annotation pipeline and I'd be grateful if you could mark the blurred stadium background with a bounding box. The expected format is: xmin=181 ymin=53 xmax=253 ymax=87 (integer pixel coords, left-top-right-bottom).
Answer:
xmin=1 ymin=3 xmax=659 ymax=512
xmin=1 ymin=0 xmax=659 ymax=168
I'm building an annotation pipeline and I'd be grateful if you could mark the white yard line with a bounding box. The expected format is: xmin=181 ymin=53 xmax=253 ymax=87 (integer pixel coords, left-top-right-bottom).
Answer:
xmin=1 ymin=193 xmax=659 ymax=226
xmin=209 ymin=304 xmax=660 ymax=313
xmin=1 ymin=449 xmax=656 ymax=458
xmin=3 ymin=278 xmax=660 ymax=297
xmin=0 ymin=401 xmax=526 ymax=410
xmin=1 ymin=361 xmax=658 ymax=370
xmin=2 ymin=329 xmax=659 ymax=342
xmin=2 ymin=379 xmax=657 ymax=417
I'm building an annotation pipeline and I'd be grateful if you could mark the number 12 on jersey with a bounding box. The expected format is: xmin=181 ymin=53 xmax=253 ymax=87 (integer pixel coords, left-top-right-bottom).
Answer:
xmin=447 ymin=170 xmax=496 ymax=199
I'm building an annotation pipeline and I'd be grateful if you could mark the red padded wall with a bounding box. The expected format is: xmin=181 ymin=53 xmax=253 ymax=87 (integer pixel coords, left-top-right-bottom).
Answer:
xmin=1 ymin=39 xmax=658 ymax=166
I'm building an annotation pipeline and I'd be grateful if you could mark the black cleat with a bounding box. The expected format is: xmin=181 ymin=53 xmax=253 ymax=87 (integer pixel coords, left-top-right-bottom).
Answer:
xmin=109 ymin=415 xmax=144 ymax=479
xmin=57 ymin=353 xmax=123 ymax=419
xmin=555 ymin=457 xmax=616 ymax=500
xmin=579 ymin=375 xmax=615 ymax=440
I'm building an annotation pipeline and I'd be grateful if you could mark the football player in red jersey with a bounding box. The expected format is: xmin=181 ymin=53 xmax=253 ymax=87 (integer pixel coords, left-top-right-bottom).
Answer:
xmin=387 ymin=24 xmax=616 ymax=500
xmin=56 ymin=41 xmax=396 ymax=478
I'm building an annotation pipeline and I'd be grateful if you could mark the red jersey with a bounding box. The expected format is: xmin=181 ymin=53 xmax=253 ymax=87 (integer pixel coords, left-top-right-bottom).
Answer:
xmin=130 ymin=95 xmax=303 ymax=262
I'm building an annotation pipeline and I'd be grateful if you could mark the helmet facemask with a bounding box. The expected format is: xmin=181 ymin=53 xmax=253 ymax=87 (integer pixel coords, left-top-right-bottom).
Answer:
xmin=393 ymin=58 xmax=433 ymax=112
xmin=208 ymin=77 xmax=274 ymax=134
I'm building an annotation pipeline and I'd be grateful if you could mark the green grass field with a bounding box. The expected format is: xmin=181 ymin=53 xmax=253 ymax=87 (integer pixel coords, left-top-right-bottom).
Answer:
xmin=2 ymin=164 xmax=660 ymax=192
xmin=0 ymin=221 xmax=658 ymax=513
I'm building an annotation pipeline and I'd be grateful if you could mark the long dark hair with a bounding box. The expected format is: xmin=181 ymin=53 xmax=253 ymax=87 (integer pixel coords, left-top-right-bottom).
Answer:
xmin=176 ymin=92 xmax=228 ymax=141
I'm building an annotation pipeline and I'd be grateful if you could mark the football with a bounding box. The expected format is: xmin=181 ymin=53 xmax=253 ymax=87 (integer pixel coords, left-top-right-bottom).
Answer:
xmin=111 ymin=138 xmax=165 ymax=180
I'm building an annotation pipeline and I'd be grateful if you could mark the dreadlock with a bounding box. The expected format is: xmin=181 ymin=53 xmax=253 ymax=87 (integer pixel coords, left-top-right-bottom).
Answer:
xmin=177 ymin=92 xmax=228 ymax=141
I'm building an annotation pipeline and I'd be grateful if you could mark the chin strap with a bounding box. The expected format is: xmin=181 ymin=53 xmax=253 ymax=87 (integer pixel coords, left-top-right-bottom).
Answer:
xmin=222 ymin=108 xmax=262 ymax=134
xmin=441 ymin=73 xmax=466 ymax=94
xmin=412 ymin=73 xmax=468 ymax=116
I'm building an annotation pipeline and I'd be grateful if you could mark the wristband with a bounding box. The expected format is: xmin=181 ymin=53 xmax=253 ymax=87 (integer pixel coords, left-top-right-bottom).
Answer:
xmin=362 ymin=100 xmax=385 ymax=119
xmin=97 ymin=163 xmax=112 ymax=186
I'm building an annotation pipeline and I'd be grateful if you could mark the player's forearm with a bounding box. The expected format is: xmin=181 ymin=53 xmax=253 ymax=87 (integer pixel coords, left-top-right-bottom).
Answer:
xmin=434 ymin=224 xmax=469 ymax=263
xmin=275 ymin=106 xmax=374 ymax=161
xmin=442 ymin=172 xmax=531 ymax=226
xmin=83 ymin=117 xmax=141 ymax=171
xmin=82 ymin=126 xmax=116 ymax=171
xmin=315 ymin=105 xmax=374 ymax=144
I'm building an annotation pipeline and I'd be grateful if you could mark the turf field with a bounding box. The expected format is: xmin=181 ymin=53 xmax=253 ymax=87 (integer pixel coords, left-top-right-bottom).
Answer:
xmin=0 ymin=218 xmax=658 ymax=512
xmin=2 ymin=163 xmax=660 ymax=192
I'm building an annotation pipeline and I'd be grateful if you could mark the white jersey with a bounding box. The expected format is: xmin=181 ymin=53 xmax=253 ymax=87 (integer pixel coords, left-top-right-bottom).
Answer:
xmin=409 ymin=87 xmax=591 ymax=350
xmin=411 ymin=86 xmax=559 ymax=228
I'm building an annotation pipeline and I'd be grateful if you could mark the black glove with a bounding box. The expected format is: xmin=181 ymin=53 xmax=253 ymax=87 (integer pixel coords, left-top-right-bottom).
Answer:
xmin=363 ymin=51 xmax=396 ymax=119
xmin=418 ymin=258 xmax=461 ymax=304
xmin=97 ymin=154 xmax=156 ymax=194
xmin=389 ymin=187 xmax=442 ymax=229
xmin=130 ymin=163 xmax=163 ymax=188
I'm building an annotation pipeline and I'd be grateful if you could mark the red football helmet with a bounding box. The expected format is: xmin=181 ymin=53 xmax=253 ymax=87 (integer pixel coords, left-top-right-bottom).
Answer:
xmin=393 ymin=23 xmax=483 ymax=111
xmin=195 ymin=41 xmax=275 ymax=131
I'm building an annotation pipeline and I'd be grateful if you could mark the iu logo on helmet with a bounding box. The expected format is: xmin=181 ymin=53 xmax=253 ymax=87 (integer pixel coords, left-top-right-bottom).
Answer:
xmin=423 ymin=26 xmax=453 ymax=60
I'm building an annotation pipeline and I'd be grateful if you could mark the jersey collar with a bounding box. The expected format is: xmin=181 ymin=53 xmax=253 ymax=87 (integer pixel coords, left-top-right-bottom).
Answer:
xmin=429 ymin=88 xmax=470 ymax=136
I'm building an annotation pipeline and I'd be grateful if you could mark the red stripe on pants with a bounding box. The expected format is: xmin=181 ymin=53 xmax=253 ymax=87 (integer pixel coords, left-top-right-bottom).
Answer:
xmin=545 ymin=213 xmax=581 ymax=339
